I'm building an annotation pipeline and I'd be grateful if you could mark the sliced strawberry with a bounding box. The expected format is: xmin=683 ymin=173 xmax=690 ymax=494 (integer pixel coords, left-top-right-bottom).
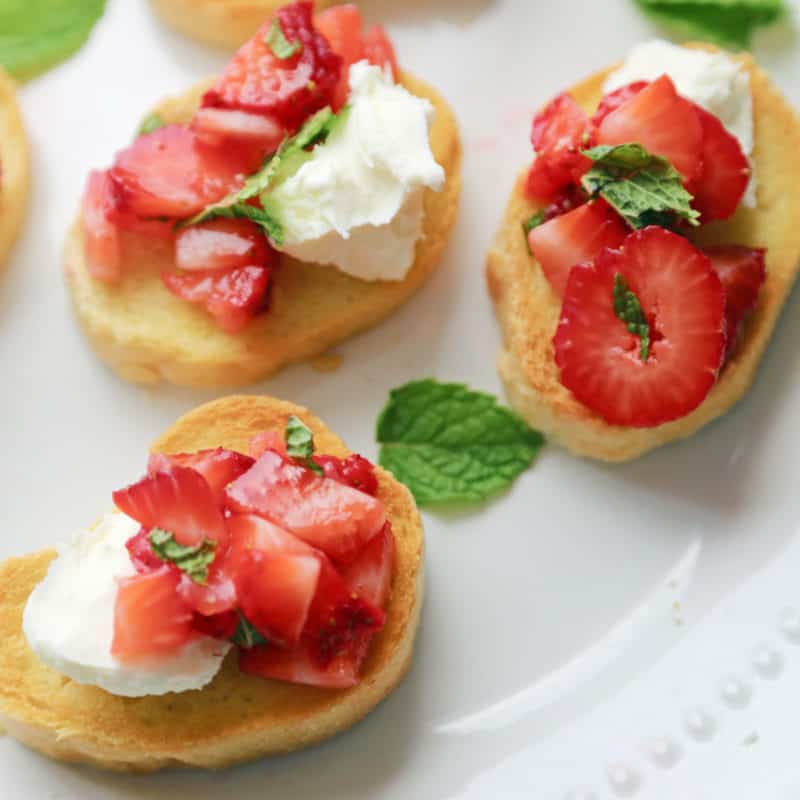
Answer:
xmin=112 ymin=567 xmax=196 ymax=662
xmin=113 ymin=465 xmax=227 ymax=547
xmin=596 ymin=75 xmax=703 ymax=183
xmin=690 ymin=105 xmax=750 ymax=222
xmin=192 ymin=108 xmax=287 ymax=152
xmin=248 ymin=430 xmax=287 ymax=458
xmin=110 ymin=125 xmax=258 ymax=220
xmin=202 ymin=1 xmax=341 ymax=130
xmin=526 ymin=93 xmax=593 ymax=203
xmin=313 ymin=453 xmax=379 ymax=496
xmin=591 ymin=81 xmax=648 ymax=127
xmin=314 ymin=4 xmax=365 ymax=110
xmin=342 ymin=523 xmax=395 ymax=608
xmin=193 ymin=609 xmax=239 ymax=640
xmin=554 ymin=226 xmax=725 ymax=428
xmin=82 ymin=170 xmax=121 ymax=283
xmin=363 ymin=24 xmax=399 ymax=80
xmin=175 ymin=219 xmax=273 ymax=273
xmin=528 ymin=200 xmax=628 ymax=297
xmin=148 ymin=448 xmax=255 ymax=502
xmin=125 ymin=526 xmax=164 ymax=573
xmin=705 ymin=245 xmax=766 ymax=359
xmin=225 ymin=450 xmax=386 ymax=562
xmin=177 ymin=568 xmax=237 ymax=616
xmin=162 ymin=263 xmax=271 ymax=334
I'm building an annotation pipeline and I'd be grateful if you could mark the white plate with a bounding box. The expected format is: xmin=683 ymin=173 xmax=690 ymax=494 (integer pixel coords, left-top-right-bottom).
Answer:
xmin=3 ymin=1 xmax=800 ymax=797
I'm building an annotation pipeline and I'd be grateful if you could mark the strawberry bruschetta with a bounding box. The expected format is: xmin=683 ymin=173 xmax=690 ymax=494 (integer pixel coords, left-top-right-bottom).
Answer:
xmin=0 ymin=65 xmax=29 ymax=271
xmin=487 ymin=41 xmax=800 ymax=462
xmin=69 ymin=1 xmax=461 ymax=387
xmin=0 ymin=395 xmax=423 ymax=771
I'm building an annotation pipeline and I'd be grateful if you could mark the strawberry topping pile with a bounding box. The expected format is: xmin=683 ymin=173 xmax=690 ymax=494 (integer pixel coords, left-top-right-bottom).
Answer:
xmin=523 ymin=74 xmax=765 ymax=428
xmin=111 ymin=417 xmax=391 ymax=689
xmin=80 ymin=2 xmax=399 ymax=334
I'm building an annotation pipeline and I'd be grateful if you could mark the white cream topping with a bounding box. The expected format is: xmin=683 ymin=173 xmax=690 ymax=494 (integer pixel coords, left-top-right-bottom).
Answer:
xmin=270 ymin=61 xmax=445 ymax=281
xmin=605 ymin=40 xmax=756 ymax=206
xmin=23 ymin=512 xmax=230 ymax=698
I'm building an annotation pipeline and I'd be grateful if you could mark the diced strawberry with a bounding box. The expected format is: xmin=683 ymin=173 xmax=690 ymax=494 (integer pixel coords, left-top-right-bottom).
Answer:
xmin=314 ymin=4 xmax=365 ymax=110
xmin=125 ymin=526 xmax=164 ymax=573
xmin=148 ymin=448 xmax=255 ymax=502
xmin=525 ymin=93 xmax=593 ymax=203
xmin=554 ymin=226 xmax=725 ymax=428
xmin=248 ymin=430 xmax=287 ymax=458
xmin=342 ymin=523 xmax=395 ymax=608
xmin=110 ymin=125 xmax=258 ymax=220
xmin=227 ymin=513 xmax=314 ymax=562
xmin=705 ymin=245 xmax=766 ymax=359
xmin=82 ymin=170 xmax=122 ymax=283
xmin=193 ymin=609 xmax=239 ymax=640
xmin=192 ymin=108 xmax=287 ymax=152
xmin=536 ymin=184 xmax=587 ymax=223
xmin=162 ymin=263 xmax=271 ymax=334
xmin=596 ymin=75 xmax=703 ymax=183
xmin=528 ymin=200 xmax=628 ymax=297
xmin=313 ymin=454 xmax=379 ymax=496
xmin=690 ymin=105 xmax=750 ymax=222
xmin=202 ymin=1 xmax=342 ymax=130
xmin=225 ymin=450 xmax=386 ymax=563
xmin=363 ymin=25 xmax=399 ymax=81
xmin=175 ymin=218 xmax=273 ymax=273
xmin=113 ymin=465 xmax=227 ymax=548
xmin=177 ymin=567 xmax=238 ymax=616
xmin=591 ymin=81 xmax=648 ymax=127
xmin=112 ymin=567 xmax=197 ymax=662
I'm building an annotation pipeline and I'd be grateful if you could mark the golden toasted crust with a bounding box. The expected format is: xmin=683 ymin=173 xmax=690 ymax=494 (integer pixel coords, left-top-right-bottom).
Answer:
xmin=65 ymin=73 xmax=462 ymax=388
xmin=0 ymin=66 xmax=29 ymax=270
xmin=487 ymin=50 xmax=800 ymax=462
xmin=0 ymin=396 xmax=424 ymax=772
xmin=149 ymin=0 xmax=337 ymax=50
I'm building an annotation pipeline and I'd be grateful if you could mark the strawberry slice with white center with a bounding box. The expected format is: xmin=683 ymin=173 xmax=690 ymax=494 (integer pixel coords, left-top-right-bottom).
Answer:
xmin=528 ymin=200 xmax=628 ymax=297
xmin=690 ymin=105 xmax=751 ymax=222
xmin=174 ymin=219 xmax=274 ymax=272
xmin=554 ymin=226 xmax=725 ymax=428
xmin=225 ymin=449 xmax=386 ymax=563
xmin=112 ymin=567 xmax=197 ymax=662
xmin=192 ymin=108 xmax=287 ymax=151
xmin=341 ymin=523 xmax=395 ymax=608
xmin=596 ymin=75 xmax=703 ymax=183
xmin=705 ymin=245 xmax=766 ymax=359
xmin=110 ymin=124 xmax=259 ymax=220
xmin=148 ymin=448 xmax=255 ymax=502
xmin=82 ymin=170 xmax=121 ymax=283
xmin=113 ymin=465 xmax=227 ymax=548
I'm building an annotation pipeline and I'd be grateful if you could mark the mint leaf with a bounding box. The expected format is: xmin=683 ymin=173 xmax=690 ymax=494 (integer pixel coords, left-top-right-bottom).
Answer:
xmin=581 ymin=143 xmax=700 ymax=230
xmin=613 ymin=274 xmax=651 ymax=362
xmin=265 ymin=18 xmax=301 ymax=60
xmin=633 ymin=0 xmax=785 ymax=49
xmin=149 ymin=529 xmax=216 ymax=585
xmin=376 ymin=380 xmax=544 ymax=506
xmin=230 ymin=612 xmax=267 ymax=649
xmin=522 ymin=209 xmax=546 ymax=253
xmin=285 ymin=415 xmax=324 ymax=476
xmin=137 ymin=112 xmax=166 ymax=137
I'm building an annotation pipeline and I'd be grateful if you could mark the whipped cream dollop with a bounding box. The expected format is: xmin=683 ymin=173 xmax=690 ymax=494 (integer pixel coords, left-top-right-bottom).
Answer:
xmin=270 ymin=61 xmax=445 ymax=281
xmin=605 ymin=40 xmax=755 ymax=206
xmin=23 ymin=512 xmax=230 ymax=698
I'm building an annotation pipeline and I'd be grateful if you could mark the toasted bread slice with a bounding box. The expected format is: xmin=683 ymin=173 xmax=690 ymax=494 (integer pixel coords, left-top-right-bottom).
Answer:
xmin=487 ymin=50 xmax=800 ymax=462
xmin=65 ymin=73 xmax=461 ymax=388
xmin=0 ymin=66 xmax=29 ymax=270
xmin=0 ymin=395 xmax=424 ymax=772
xmin=149 ymin=0 xmax=337 ymax=50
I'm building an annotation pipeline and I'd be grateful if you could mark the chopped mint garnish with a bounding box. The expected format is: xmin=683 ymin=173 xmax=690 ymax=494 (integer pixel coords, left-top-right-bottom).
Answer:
xmin=522 ymin=209 xmax=546 ymax=253
xmin=613 ymin=273 xmax=651 ymax=362
xmin=633 ymin=0 xmax=785 ymax=49
xmin=265 ymin=18 xmax=301 ymax=60
xmin=581 ymin=143 xmax=700 ymax=230
xmin=376 ymin=380 xmax=544 ymax=506
xmin=137 ymin=112 xmax=166 ymax=137
xmin=149 ymin=529 xmax=216 ymax=585
xmin=186 ymin=106 xmax=348 ymax=244
xmin=285 ymin=415 xmax=324 ymax=476
xmin=230 ymin=613 xmax=267 ymax=649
